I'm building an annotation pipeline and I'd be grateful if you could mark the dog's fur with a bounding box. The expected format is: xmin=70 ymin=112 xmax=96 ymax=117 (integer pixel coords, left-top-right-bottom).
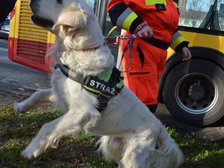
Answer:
xmin=14 ymin=0 xmax=184 ymax=167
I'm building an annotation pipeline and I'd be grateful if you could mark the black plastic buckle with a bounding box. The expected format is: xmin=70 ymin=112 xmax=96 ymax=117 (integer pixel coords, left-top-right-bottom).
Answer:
xmin=155 ymin=4 xmax=166 ymax=11
xmin=96 ymin=94 xmax=110 ymax=112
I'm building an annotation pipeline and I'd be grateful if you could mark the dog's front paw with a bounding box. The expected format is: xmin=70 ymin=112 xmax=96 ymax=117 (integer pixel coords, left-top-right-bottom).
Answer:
xmin=21 ymin=146 xmax=42 ymax=159
xmin=14 ymin=102 xmax=27 ymax=113
xmin=21 ymin=138 xmax=47 ymax=159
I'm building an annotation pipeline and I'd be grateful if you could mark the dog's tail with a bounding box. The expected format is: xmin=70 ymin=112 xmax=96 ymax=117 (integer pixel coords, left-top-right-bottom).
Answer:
xmin=151 ymin=125 xmax=184 ymax=168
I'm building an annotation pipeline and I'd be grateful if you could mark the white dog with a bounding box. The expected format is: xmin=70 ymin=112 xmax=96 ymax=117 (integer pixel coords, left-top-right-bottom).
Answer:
xmin=14 ymin=0 xmax=184 ymax=167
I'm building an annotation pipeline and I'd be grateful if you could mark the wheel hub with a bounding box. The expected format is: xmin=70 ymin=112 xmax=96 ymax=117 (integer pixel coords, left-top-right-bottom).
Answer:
xmin=188 ymin=81 xmax=205 ymax=100
xmin=175 ymin=73 xmax=218 ymax=115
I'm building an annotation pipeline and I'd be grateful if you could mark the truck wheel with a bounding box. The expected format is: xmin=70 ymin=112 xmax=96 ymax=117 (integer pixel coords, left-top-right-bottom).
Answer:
xmin=163 ymin=59 xmax=224 ymax=126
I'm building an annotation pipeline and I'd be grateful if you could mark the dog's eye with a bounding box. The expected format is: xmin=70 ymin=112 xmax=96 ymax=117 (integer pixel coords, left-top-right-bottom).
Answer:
xmin=57 ymin=0 xmax=63 ymax=4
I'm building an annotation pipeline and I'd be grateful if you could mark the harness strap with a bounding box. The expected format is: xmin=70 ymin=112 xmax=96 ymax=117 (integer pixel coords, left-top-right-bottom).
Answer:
xmin=57 ymin=64 xmax=86 ymax=84
xmin=56 ymin=64 xmax=124 ymax=112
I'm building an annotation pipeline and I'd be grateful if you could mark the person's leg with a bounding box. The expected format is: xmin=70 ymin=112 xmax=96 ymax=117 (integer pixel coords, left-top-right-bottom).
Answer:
xmin=123 ymin=41 xmax=160 ymax=112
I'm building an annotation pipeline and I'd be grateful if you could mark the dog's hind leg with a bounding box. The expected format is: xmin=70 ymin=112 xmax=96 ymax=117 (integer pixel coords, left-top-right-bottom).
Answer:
xmin=14 ymin=88 xmax=55 ymax=112
xmin=21 ymin=110 xmax=100 ymax=159
xmin=151 ymin=126 xmax=184 ymax=168
xmin=98 ymin=136 xmax=124 ymax=168
xmin=121 ymin=131 xmax=157 ymax=168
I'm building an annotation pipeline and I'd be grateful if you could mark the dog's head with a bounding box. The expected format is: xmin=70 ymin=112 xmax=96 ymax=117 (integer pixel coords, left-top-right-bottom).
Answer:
xmin=30 ymin=0 xmax=95 ymax=37
xmin=30 ymin=0 xmax=114 ymax=75
xmin=30 ymin=0 xmax=106 ymax=51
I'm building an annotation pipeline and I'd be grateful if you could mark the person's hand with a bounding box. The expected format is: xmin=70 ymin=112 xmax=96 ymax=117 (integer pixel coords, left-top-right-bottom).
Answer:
xmin=134 ymin=21 xmax=153 ymax=38
xmin=181 ymin=47 xmax=192 ymax=61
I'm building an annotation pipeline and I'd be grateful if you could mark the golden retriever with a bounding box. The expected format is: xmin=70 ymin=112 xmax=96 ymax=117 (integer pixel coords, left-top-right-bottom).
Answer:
xmin=14 ymin=0 xmax=184 ymax=167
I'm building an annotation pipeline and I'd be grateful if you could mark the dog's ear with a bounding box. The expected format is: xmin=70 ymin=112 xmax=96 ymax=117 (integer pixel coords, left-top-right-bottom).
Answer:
xmin=53 ymin=7 xmax=88 ymax=37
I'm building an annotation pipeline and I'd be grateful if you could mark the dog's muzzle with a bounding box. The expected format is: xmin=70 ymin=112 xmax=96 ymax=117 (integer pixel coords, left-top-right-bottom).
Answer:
xmin=31 ymin=15 xmax=54 ymax=28
xmin=30 ymin=0 xmax=54 ymax=28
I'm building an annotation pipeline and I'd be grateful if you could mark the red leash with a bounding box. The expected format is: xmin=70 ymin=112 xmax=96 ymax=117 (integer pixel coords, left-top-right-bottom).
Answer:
xmin=104 ymin=31 xmax=151 ymax=71
xmin=104 ymin=31 xmax=151 ymax=44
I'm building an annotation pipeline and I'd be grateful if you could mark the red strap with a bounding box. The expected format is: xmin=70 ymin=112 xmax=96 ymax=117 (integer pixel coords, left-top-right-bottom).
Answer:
xmin=104 ymin=32 xmax=151 ymax=45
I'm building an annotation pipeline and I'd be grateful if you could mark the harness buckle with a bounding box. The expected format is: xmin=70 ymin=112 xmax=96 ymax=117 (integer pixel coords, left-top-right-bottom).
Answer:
xmin=155 ymin=4 xmax=166 ymax=11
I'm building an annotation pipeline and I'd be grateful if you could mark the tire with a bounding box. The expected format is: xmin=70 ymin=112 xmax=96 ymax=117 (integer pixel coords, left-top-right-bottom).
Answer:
xmin=163 ymin=59 xmax=224 ymax=126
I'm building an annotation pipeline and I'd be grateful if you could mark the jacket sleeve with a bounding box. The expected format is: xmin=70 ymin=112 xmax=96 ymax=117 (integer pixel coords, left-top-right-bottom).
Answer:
xmin=170 ymin=29 xmax=189 ymax=52
xmin=107 ymin=0 xmax=143 ymax=33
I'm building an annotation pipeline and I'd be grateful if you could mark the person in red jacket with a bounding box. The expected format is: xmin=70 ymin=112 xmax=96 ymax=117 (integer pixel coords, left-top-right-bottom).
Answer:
xmin=107 ymin=0 xmax=191 ymax=113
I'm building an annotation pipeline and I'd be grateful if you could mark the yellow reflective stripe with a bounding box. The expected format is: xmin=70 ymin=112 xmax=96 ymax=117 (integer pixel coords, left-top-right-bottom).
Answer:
xmin=145 ymin=0 xmax=167 ymax=6
xmin=123 ymin=12 xmax=138 ymax=31
xmin=170 ymin=36 xmax=187 ymax=49
xmin=83 ymin=85 xmax=101 ymax=94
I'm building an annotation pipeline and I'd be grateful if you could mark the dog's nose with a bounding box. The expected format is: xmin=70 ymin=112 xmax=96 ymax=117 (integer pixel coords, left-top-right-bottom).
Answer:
xmin=30 ymin=0 xmax=40 ymax=14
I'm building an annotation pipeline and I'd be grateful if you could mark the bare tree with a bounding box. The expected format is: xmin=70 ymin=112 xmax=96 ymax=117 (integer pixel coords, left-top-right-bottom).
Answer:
xmin=179 ymin=0 xmax=212 ymax=27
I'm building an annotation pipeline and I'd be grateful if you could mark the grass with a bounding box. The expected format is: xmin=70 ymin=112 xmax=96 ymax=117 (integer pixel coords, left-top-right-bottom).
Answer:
xmin=0 ymin=105 xmax=223 ymax=168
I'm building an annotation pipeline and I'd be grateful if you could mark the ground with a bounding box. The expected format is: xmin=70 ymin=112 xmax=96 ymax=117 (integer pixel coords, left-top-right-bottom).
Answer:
xmin=1 ymin=89 xmax=223 ymax=148
xmin=156 ymin=104 xmax=224 ymax=148
xmin=0 ymin=89 xmax=224 ymax=168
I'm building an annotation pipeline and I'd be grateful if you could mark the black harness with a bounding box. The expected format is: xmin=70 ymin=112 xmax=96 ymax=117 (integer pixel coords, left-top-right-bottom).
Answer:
xmin=56 ymin=64 xmax=124 ymax=112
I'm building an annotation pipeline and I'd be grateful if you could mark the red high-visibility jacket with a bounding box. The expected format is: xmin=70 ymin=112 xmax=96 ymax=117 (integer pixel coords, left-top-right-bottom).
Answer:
xmin=107 ymin=0 xmax=189 ymax=105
